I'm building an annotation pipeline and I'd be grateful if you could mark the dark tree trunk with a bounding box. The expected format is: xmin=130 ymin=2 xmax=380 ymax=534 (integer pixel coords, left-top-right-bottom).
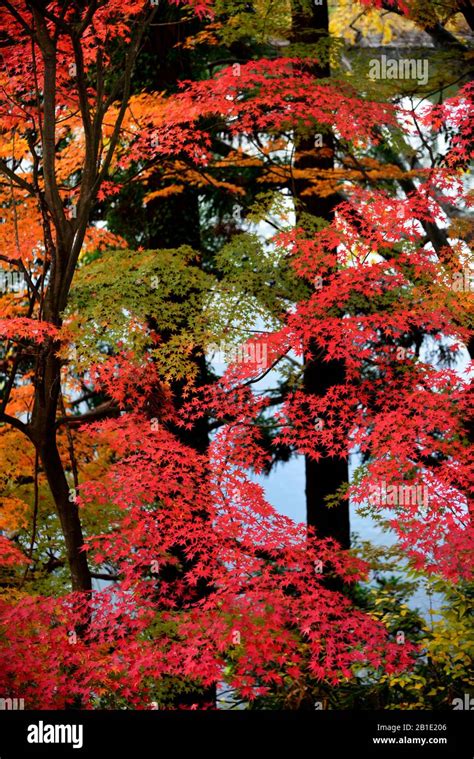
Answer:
xmin=29 ymin=312 xmax=92 ymax=592
xmin=137 ymin=15 xmax=216 ymax=708
xmin=39 ymin=433 xmax=92 ymax=592
xmin=292 ymin=0 xmax=350 ymax=549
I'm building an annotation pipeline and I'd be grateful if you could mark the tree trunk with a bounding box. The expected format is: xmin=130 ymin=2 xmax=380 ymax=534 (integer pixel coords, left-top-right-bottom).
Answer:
xmin=30 ymin=333 xmax=92 ymax=592
xmin=39 ymin=433 xmax=91 ymax=593
xmin=292 ymin=0 xmax=350 ymax=549
xmin=142 ymin=15 xmax=216 ymax=708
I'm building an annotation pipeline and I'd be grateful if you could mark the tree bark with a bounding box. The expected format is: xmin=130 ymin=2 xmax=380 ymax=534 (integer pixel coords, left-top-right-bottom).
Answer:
xmin=141 ymin=13 xmax=216 ymax=707
xmin=29 ymin=323 xmax=92 ymax=592
xmin=292 ymin=0 xmax=350 ymax=549
xmin=39 ymin=432 xmax=91 ymax=593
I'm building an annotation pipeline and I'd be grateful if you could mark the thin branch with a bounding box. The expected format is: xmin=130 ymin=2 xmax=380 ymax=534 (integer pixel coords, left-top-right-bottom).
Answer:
xmin=1 ymin=0 xmax=33 ymax=35
xmin=91 ymin=571 xmax=120 ymax=582
xmin=0 ymin=159 xmax=35 ymax=195
xmin=240 ymin=354 xmax=287 ymax=388
xmin=0 ymin=350 xmax=24 ymax=417
xmin=25 ymin=0 xmax=71 ymax=34
xmin=59 ymin=389 xmax=80 ymax=492
xmin=31 ymin=7 xmax=69 ymax=247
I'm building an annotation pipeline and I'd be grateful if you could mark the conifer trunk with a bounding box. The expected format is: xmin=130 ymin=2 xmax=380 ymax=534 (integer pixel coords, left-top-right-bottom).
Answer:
xmin=292 ymin=0 xmax=350 ymax=548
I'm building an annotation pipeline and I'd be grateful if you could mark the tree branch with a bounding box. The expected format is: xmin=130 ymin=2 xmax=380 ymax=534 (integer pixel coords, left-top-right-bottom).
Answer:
xmin=0 ymin=160 xmax=35 ymax=195
xmin=381 ymin=1 xmax=468 ymax=50
xmin=91 ymin=571 xmax=119 ymax=582
xmin=0 ymin=411 xmax=33 ymax=440
xmin=55 ymin=401 xmax=121 ymax=429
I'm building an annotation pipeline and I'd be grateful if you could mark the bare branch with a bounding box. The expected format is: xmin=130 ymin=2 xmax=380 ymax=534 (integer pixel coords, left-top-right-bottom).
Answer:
xmin=0 ymin=411 xmax=32 ymax=440
xmin=1 ymin=0 xmax=33 ymax=35
xmin=0 ymin=159 xmax=35 ymax=195
xmin=55 ymin=401 xmax=121 ymax=429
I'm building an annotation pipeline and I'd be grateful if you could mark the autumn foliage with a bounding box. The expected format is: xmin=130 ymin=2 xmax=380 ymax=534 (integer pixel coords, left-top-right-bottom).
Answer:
xmin=0 ymin=0 xmax=472 ymax=709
